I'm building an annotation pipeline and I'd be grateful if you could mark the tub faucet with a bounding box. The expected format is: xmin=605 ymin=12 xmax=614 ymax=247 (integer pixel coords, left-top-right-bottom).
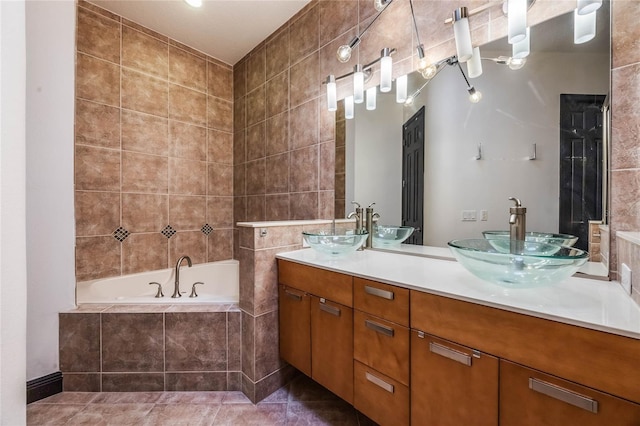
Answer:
xmin=508 ymin=197 xmax=526 ymax=254
xmin=173 ymin=255 xmax=192 ymax=298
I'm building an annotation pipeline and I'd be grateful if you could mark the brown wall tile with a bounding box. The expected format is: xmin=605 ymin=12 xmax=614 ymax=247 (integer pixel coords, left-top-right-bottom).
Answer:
xmin=266 ymin=71 xmax=289 ymax=118
xmin=169 ymin=195 xmax=206 ymax=230
xmin=241 ymin=311 xmax=255 ymax=379
xmin=165 ymin=373 xmax=228 ymax=391
xmin=289 ymin=53 xmax=320 ymax=108
xmin=318 ymin=0 xmax=358 ymax=47
xmin=76 ymin=53 xmax=120 ymax=106
xmin=265 ymin=153 xmax=289 ymax=194
xmin=266 ymin=27 xmax=290 ymax=80
xmin=75 ymin=99 xmax=121 ymax=149
xmin=290 ymin=145 xmax=318 ymax=192
xmin=122 ymin=25 xmax=168 ymax=79
xmin=234 ymin=131 xmax=246 ymax=167
xmin=208 ymin=163 xmax=234 ymax=196
xmin=228 ymin=311 xmax=242 ymax=371
xmin=253 ymin=248 xmax=280 ymax=316
xmin=208 ymin=61 xmax=233 ymax=101
xmin=170 ymin=45 xmax=207 ymax=92
xmin=169 ymin=84 xmax=207 ymax=126
xmin=233 ymin=59 xmax=247 ymax=100
xmin=611 ymin=63 xmax=640 ymax=170
xmin=266 ymin=194 xmax=290 ymax=221
xmin=318 ymin=190 xmax=335 ymax=219
xmin=165 ymin=312 xmax=227 ymax=371
xmin=290 ymin=192 xmax=318 ymax=220
xmin=254 ymin=310 xmax=281 ymax=380
xmin=247 ymin=46 xmax=266 ymax=93
xmin=102 ymin=373 xmax=165 ymax=392
xmin=122 ymin=193 xmax=168 ymax=233
xmin=207 ymin=229 xmax=234 ymax=261
xmin=246 ymin=123 xmax=266 ymax=161
xmin=247 ymin=195 xmax=266 ymax=222
xmin=170 ymin=121 xmax=207 ymax=161
xmin=75 ymin=145 xmax=120 ymax=191
xmin=266 ymin=112 xmax=289 ymax=156
xmin=319 ymin=141 xmax=335 ymax=191
xmin=289 ymin=6 xmax=319 ymax=62
xmin=122 ymin=233 xmax=168 ymax=274
xmin=122 ymin=68 xmax=169 ymax=117
xmin=77 ymin=7 xmax=120 ymax=64
xmin=234 ymin=163 xmax=246 ymax=196
xmin=75 ymin=191 xmax=120 ymax=236
xmin=169 ymin=231 xmax=206 ymax=265
xmin=208 ymin=97 xmax=233 ymax=132
xmin=75 ymin=236 xmax=121 ymax=281
xmin=208 ymin=129 xmax=233 ymax=165
xmin=207 ymin=196 xmax=234 ymax=228
xmin=63 ymin=373 xmax=101 ymax=392
xmin=246 ymin=159 xmax=266 ymax=195
xmin=612 ymin=0 xmax=640 ymax=68
xmin=59 ymin=313 xmax=101 ymax=372
xmin=102 ymin=312 xmax=164 ymax=372
xmin=234 ymin=96 xmax=246 ymax=132
xmin=169 ymin=157 xmax=207 ymax=195
xmin=290 ymin=99 xmax=318 ymax=150
xmin=122 ymin=110 xmax=169 ymax=156
xmin=122 ymin=151 xmax=168 ymax=193
xmin=246 ymin=86 xmax=266 ymax=126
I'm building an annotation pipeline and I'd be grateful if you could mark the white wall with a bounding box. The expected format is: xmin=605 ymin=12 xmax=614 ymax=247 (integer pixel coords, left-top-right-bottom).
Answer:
xmin=346 ymin=90 xmax=404 ymax=224
xmin=1 ymin=0 xmax=28 ymax=422
xmin=25 ymin=1 xmax=76 ymax=380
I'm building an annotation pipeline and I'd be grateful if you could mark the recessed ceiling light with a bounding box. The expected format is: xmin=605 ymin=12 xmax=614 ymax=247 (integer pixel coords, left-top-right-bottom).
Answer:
xmin=184 ymin=0 xmax=202 ymax=8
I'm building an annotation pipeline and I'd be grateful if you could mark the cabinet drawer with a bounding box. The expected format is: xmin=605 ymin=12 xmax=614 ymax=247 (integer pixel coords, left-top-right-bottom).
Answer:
xmin=500 ymin=360 xmax=640 ymax=426
xmin=354 ymin=360 xmax=409 ymax=426
xmin=278 ymin=260 xmax=353 ymax=307
xmin=278 ymin=285 xmax=311 ymax=376
xmin=354 ymin=277 xmax=409 ymax=326
xmin=354 ymin=310 xmax=409 ymax=386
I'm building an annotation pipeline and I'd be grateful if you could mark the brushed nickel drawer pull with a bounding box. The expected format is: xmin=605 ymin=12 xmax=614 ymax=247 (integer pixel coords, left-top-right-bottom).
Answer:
xmin=284 ymin=290 xmax=302 ymax=301
xmin=365 ymin=319 xmax=394 ymax=337
xmin=429 ymin=342 xmax=472 ymax=366
xmin=319 ymin=302 xmax=340 ymax=316
xmin=365 ymin=371 xmax=394 ymax=393
xmin=364 ymin=285 xmax=394 ymax=300
xmin=529 ymin=378 xmax=598 ymax=413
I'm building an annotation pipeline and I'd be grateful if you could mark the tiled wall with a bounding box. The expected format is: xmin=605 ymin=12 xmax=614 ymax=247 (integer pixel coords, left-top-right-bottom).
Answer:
xmin=616 ymin=233 xmax=640 ymax=306
xmin=609 ymin=1 xmax=640 ymax=281
xmin=59 ymin=304 xmax=241 ymax=392
xmin=74 ymin=1 xmax=234 ymax=282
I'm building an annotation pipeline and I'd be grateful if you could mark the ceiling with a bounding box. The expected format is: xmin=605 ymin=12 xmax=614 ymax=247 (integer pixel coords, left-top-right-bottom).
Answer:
xmin=89 ymin=0 xmax=312 ymax=65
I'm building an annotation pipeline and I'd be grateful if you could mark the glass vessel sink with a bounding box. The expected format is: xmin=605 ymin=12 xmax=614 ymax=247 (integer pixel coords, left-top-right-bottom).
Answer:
xmin=302 ymin=229 xmax=368 ymax=256
xmin=372 ymin=225 xmax=415 ymax=248
xmin=448 ymin=239 xmax=589 ymax=286
xmin=482 ymin=230 xmax=578 ymax=247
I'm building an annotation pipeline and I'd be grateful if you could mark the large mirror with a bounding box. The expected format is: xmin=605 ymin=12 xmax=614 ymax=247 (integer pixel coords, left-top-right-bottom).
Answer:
xmin=340 ymin=4 xmax=610 ymax=274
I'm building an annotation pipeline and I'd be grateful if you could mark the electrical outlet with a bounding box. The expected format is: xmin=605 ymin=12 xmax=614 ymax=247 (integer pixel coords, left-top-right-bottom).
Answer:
xmin=621 ymin=263 xmax=632 ymax=295
xmin=480 ymin=210 xmax=488 ymax=221
xmin=461 ymin=210 xmax=477 ymax=221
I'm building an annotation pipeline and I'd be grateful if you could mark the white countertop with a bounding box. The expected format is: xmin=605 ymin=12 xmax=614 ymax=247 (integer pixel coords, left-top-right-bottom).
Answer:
xmin=276 ymin=248 xmax=640 ymax=340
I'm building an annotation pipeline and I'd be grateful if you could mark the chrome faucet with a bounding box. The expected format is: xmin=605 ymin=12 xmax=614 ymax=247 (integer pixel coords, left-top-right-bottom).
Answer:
xmin=172 ymin=255 xmax=192 ymax=298
xmin=508 ymin=197 xmax=526 ymax=254
xmin=347 ymin=201 xmax=365 ymax=250
xmin=365 ymin=203 xmax=380 ymax=248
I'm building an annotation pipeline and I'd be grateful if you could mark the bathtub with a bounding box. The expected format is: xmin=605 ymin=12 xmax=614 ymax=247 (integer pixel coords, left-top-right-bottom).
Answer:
xmin=76 ymin=259 xmax=239 ymax=304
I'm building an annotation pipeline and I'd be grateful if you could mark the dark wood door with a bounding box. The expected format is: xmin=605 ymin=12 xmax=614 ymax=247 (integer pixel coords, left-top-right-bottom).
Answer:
xmin=559 ymin=94 xmax=605 ymax=251
xmin=402 ymin=107 xmax=425 ymax=245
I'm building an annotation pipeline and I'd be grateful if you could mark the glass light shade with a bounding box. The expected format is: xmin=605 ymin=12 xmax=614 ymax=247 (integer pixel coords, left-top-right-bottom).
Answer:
xmin=353 ymin=69 xmax=364 ymax=104
xmin=366 ymin=87 xmax=377 ymax=110
xmin=508 ymin=57 xmax=527 ymax=70
xmin=374 ymin=0 xmax=386 ymax=12
xmin=404 ymin=94 xmax=416 ymax=107
xmin=326 ymin=76 xmax=337 ymax=112
xmin=337 ymin=45 xmax=352 ymax=63
xmin=184 ymin=0 xmax=202 ymax=7
xmin=467 ymin=47 xmax=483 ymax=78
xmin=469 ymin=88 xmax=482 ymax=103
xmin=453 ymin=16 xmax=473 ymax=62
xmin=577 ymin=0 xmax=602 ymax=15
xmin=380 ymin=55 xmax=393 ymax=93
xmin=396 ymin=74 xmax=407 ymax=103
xmin=421 ymin=64 xmax=437 ymax=79
xmin=508 ymin=0 xmax=527 ymax=44
xmin=345 ymin=96 xmax=354 ymax=119
xmin=512 ymin=27 xmax=530 ymax=59
xmin=574 ymin=9 xmax=596 ymax=44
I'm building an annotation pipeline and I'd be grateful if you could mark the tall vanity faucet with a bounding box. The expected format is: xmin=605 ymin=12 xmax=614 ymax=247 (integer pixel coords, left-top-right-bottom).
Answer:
xmin=365 ymin=203 xmax=380 ymax=248
xmin=348 ymin=201 xmax=365 ymax=250
xmin=508 ymin=197 xmax=526 ymax=254
xmin=173 ymin=255 xmax=192 ymax=298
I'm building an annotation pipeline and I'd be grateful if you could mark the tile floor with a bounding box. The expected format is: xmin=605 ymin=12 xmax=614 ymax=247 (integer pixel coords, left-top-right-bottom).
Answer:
xmin=27 ymin=375 xmax=378 ymax=425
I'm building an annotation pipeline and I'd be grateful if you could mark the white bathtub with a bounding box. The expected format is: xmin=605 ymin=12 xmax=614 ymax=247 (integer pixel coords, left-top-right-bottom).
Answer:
xmin=76 ymin=259 xmax=239 ymax=304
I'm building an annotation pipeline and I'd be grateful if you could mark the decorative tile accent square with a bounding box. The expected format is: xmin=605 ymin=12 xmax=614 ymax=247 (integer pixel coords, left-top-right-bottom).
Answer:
xmin=113 ymin=226 xmax=130 ymax=242
xmin=201 ymin=223 xmax=213 ymax=235
xmin=162 ymin=225 xmax=176 ymax=239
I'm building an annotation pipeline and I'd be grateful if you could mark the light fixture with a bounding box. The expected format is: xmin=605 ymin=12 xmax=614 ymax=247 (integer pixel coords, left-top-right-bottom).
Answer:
xmin=380 ymin=48 xmax=393 ymax=93
xmin=512 ymin=27 xmax=530 ymax=59
xmin=507 ymin=0 xmax=527 ymax=44
xmin=574 ymin=9 xmax=596 ymax=44
xmin=467 ymin=47 xmax=483 ymax=78
xmin=374 ymin=0 xmax=392 ymax=12
xmin=415 ymin=45 xmax=437 ymax=79
xmin=353 ymin=65 xmax=365 ymax=103
xmin=508 ymin=57 xmax=527 ymax=70
xmin=366 ymin=87 xmax=377 ymax=110
xmin=468 ymin=86 xmax=483 ymax=103
xmin=184 ymin=0 xmax=202 ymax=7
xmin=577 ymin=0 xmax=602 ymax=15
xmin=396 ymin=74 xmax=408 ymax=103
xmin=345 ymin=96 xmax=354 ymax=119
xmin=452 ymin=7 xmax=473 ymax=62
xmin=336 ymin=0 xmax=394 ymax=63
xmin=404 ymin=92 xmax=417 ymax=107
xmin=326 ymin=75 xmax=337 ymax=112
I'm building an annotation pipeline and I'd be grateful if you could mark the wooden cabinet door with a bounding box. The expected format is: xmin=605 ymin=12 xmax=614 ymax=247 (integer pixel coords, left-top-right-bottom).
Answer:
xmin=310 ymin=296 xmax=354 ymax=404
xmin=278 ymin=285 xmax=311 ymax=376
xmin=500 ymin=360 xmax=640 ymax=426
xmin=411 ymin=331 xmax=498 ymax=426
xmin=354 ymin=360 xmax=409 ymax=426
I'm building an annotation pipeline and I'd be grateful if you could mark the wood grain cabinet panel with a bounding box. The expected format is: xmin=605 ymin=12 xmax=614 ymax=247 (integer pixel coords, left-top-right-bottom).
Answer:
xmin=354 ymin=360 xmax=409 ymax=426
xmin=278 ymin=285 xmax=311 ymax=376
xmin=310 ymin=296 xmax=354 ymax=404
xmin=353 ymin=310 xmax=409 ymax=386
xmin=411 ymin=331 xmax=498 ymax=426
xmin=500 ymin=360 xmax=640 ymax=426
xmin=353 ymin=277 xmax=409 ymax=326
xmin=278 ymin=260 xmax=353 ymax=307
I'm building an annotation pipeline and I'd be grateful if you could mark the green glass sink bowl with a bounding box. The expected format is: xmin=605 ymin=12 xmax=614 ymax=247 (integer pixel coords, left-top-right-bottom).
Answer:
xmin=302 ymin=229 xmax=368 ymax=256
xmin=448 ymin=239 xmax=589 ymax=286
xmin=372 ymin=225 xmax=415 ymax=248
xmin=482 ymin=230 xmax=579 ymax=247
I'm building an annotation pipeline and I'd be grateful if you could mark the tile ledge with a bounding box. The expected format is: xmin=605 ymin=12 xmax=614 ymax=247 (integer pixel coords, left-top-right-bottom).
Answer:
xmin=236 ymin=219 xmax=354 ymax=228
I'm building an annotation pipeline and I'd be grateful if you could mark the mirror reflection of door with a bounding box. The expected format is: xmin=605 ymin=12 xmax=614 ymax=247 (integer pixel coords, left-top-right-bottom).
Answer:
xmin=402 ymin=107 xmax=424 ymax=245
xmin=559 ymin=94 xmax=605 ymax=251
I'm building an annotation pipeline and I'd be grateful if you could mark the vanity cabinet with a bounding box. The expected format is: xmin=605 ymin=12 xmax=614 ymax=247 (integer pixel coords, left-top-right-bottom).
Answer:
xmin=278 ymin=285 xmax=311 ymax=376
xmin=500 ymin=360 xmax=640 ymax=425
xmin=410 ymin=331 xmax=498 ymax=426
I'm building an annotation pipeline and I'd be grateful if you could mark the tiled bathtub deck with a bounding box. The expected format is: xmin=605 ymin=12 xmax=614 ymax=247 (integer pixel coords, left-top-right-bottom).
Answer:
xmin=27 ymin=375 xmax=377 ymax=425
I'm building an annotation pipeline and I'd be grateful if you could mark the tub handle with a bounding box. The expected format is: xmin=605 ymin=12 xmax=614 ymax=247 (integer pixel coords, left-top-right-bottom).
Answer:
xmin=190 ymin=282 xmax=204 ymax=298
xmin=149 ymin=282 xmax=164 ymax=298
